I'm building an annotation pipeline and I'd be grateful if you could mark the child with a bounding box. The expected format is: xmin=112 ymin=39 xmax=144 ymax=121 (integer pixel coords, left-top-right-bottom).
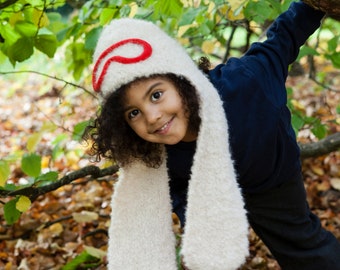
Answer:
xmin=86 ymin=1 xmax=340 ymax=269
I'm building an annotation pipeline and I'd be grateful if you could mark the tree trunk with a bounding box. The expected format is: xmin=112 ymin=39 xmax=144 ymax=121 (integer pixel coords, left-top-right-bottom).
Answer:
xmin=303 ymin=0 xmax=340 ymax=20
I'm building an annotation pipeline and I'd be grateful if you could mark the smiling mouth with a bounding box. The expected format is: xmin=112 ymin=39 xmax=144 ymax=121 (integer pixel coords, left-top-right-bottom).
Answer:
xmin=155 ymin=118 xmax=173 ymax=134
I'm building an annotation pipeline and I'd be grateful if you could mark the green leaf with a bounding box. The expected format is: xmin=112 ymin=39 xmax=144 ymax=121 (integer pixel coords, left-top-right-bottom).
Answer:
xmin=61 ymin=251 xmax=99 ymax=270
xmin=27 ymin=132 xmax=43 ymax=152
xmin=176 ymin=240 xmax=182 ymax=269
xmin=0 ymin=160 xmax=10 ymax=187
xmin=199 ymin=22 xmax=212 ymax=36
xmin=109 ymin=0 xmax=123 ymax=5
xmin=32 ymin=8 xmax=49 ymax=28
xmin=327 ymin=52 xmax=340 ymax=68
xmin=85 ymin=27 xmax=102 ymax=51
xmin=52 ymin=134 xmax=68 ymax=160
xmin=72 ymin=59 xmax=87 ymax=80
xmin=178 ymin=7 xmax=203 ymax=26
xmin=47 ymin=12 xmax=66 ymax=34
xmin=327 ymin=36 xmax=339 ymax=52
xmin=8 ymin=37 xmax=34 ymax=62
xmin=72 ymin=120 xmax=90 ymax=141
xmin=99 ymin=8 xmax=116 ymax=25
xmin=297 ymin=46 xmax=319 ymax=61
xmin=35 ymin=171 xmax=58 ymax=186
xmin=21 ymin=153 xmax=41 ymax=177
xmin=0 ymin=24 xmax=21 ymax=46
xmin=30 ymin=0 xmax=45 ymax=6
xmin=3 ymin=183 xmax=17 ymax=191
xmin=291 ymin=114 xmax=304 ymax=135
xmin=52 ymin=133 xmax=68 ymax=146
xmin=4 ymin=198 xmax=21 ymax=225
xmin=34 ymin=34 xmax=57 ymax=58
xmin=119 ymin=4 xmax=131 ymax=17
xmin=244 ymin=0 xmax=275 ymax=24
xmin=153 ymin=0 xmax=183 ymax=19
xmin=14 ymin=21 xmax=38 ymax=37
xmin=41 ymin=121 xmax=57 ymax=132
xmin=70 ymin=42 xmax=86 ymax=61
xmin=311 ymin=122 xmax=327 ymax=139
xmin=266 ymin=0 xmax=282 ymax=14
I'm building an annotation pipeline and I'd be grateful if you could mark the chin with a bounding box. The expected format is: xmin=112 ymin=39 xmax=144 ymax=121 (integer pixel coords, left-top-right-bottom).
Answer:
xmin=163 ymin=138 xmax=182 ymax=145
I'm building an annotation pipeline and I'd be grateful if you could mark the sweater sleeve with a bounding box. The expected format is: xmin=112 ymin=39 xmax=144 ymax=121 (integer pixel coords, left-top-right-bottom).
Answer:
xmin=240 ymin=1 xmax=325 ymax=106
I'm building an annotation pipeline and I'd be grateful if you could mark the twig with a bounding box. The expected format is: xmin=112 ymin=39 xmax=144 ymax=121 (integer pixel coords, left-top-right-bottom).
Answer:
xmin=42 ymin=215 xmax=73 ymax=229
xmin=309 ymin=76 xmax=340 ymax=93
xmin=223 ymin=24 xmax=237 ymax=63
xmin=0 ymin=70 xmax=97 ymax=98
xmin=83 ymin=228 xmax=108 ymax=239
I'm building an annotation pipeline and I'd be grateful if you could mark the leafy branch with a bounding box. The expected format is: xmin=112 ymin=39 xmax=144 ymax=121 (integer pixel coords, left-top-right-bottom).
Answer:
xmin=0 ymin=165 xmax=119 ymax=202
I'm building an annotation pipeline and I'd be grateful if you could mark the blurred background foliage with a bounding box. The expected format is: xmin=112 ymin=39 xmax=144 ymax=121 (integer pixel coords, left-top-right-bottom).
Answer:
xmin=1 ymin=0 xmax=339 ymax=77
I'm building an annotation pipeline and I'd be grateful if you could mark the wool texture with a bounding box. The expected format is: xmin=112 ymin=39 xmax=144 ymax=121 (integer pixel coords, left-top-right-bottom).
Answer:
xmin=93 ymin=18 xmax=249 ymax=270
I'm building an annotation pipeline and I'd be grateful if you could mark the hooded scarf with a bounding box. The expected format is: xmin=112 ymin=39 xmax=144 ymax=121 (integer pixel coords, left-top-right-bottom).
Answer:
xmin=92 ymin=18 xmax=249 ymax=270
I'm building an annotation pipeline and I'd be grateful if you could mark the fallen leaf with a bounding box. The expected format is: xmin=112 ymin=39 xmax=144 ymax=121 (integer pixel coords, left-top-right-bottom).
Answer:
xmin=84 ymin=245 xmax=106 ymax=259
xmin=317 ymin=180 xmax=331 ymax=191
xmin=330 ymin=178 xmax=340 ymax=191
xmin=73 ymin=211 xmax=99 ymax=223
xmin=310 ymin=165 xmax=325 ymax=176
xmin=48 ymin=223 xmax=64 ymax=237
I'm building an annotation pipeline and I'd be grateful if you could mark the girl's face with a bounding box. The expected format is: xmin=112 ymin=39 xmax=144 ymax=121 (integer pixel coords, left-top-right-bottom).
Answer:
xmin=123 ymin=76 xmax=197 ymax=145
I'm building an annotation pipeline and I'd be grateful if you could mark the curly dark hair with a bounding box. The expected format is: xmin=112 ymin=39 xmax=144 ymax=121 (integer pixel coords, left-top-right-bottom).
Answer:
xmin=84 ymin=73 xmax=201 ymax=168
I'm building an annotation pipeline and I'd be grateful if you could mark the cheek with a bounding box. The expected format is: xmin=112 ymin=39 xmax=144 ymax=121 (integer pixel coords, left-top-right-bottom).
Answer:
xmin=128 ymin=121 xmax=145 ymax=137
xmin=172 ymin=95 xmax=187 ymax=116
xmin=179 ymin=102 xmax=190 ymax=120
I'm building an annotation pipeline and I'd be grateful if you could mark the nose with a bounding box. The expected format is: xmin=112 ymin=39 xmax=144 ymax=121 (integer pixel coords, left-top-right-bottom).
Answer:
xmin=145 ymin=106 xmax=162 ymax=125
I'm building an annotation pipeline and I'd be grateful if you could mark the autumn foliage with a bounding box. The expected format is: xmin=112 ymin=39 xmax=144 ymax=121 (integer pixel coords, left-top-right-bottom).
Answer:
xmin=0 ymin=0 xmax=340 ymax=269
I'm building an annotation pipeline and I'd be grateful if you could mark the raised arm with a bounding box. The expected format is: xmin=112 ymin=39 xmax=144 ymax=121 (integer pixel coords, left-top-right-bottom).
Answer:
xmin=244 ymin=1 xmax=325 ymax=82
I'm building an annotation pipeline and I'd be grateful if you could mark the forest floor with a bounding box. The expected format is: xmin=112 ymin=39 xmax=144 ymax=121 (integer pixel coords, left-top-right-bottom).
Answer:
xmin=0 ymin=63 xmax=339 ymax=269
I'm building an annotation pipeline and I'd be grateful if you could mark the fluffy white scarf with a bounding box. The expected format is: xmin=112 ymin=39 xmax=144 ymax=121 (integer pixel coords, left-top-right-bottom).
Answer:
xmin=92 ymin=18 xmax=249 ymax=270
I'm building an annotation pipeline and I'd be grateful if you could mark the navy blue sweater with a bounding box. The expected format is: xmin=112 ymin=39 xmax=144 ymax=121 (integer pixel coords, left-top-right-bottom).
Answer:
xmin=166 ymin=2 xmax=325 ymax=196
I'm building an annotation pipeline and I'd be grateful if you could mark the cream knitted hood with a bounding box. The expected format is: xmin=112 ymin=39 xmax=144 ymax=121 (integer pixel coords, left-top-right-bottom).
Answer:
xmin=92 ymin=18 xmax=249 ymax=270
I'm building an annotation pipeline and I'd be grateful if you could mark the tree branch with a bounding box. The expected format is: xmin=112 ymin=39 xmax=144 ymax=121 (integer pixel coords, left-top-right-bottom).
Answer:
xmin=0 ymin=165 xmax=119 ymax=202
xmin=0 ymin=133 xmax=339 ymax=201
xmin=302 ymin=0 xmax=340 ymax=20
xmin=0 ymin=0 xmax=18 ymax=9
xmin=299 ymin=132 xmax=340 ymax=158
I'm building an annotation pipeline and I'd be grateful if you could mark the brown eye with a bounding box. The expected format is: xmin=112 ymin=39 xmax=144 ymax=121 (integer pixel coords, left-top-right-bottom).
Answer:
xmin=128 ymin=109 xmax=139 ymax=119
xmin=151 ymin=91 xmax=162 ymax=102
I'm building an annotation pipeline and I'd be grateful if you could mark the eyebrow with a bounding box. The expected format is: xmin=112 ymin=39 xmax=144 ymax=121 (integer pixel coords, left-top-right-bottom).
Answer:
xmin=123 ymin=81 xmax=163 ymax=113
xmin=143 ymin=81 xmax=163 ymax=100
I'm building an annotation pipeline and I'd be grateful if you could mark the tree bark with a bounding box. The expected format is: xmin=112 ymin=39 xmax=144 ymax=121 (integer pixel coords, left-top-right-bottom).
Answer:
xmin=303 ymin=0 xmax=340 ymax=20
xmin=299 ymin=132 xmax=340 ymax=158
